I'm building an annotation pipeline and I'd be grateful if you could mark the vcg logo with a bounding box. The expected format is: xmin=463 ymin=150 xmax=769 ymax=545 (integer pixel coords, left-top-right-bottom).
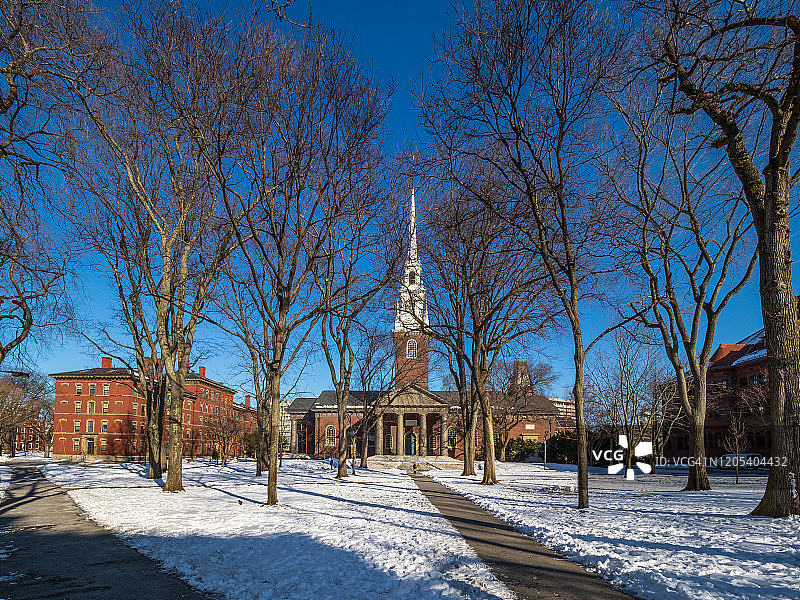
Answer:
xmin=592 ymin=435 xmax=652 ymax=480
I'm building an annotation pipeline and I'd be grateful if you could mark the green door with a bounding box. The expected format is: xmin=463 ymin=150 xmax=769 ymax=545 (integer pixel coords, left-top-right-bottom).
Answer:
xmin=405 ymin=432 xmax=417 ymax=455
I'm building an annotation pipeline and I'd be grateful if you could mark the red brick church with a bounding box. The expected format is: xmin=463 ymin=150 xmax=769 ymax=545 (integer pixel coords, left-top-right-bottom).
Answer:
xmin=287 ymin=191 xmax=572 ymax=460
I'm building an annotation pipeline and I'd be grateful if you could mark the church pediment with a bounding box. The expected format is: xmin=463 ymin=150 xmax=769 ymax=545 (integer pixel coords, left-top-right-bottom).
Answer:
xmin=385 ymin=384 xmax=456 ymax=410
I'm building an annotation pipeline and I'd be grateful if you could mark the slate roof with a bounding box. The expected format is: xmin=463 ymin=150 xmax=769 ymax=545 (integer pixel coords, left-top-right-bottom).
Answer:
xmin=50 ymin=366 xmax=236 ymax=394
xmin=288 ymin=385 xmax=459 ymax=416
xmin=709 ymin=329 xmax=766 ymax=369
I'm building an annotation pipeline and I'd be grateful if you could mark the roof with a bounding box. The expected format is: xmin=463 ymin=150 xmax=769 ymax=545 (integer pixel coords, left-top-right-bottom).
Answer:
xmin=50 ymin=367 xmax=236 ymax=394
xmin=710 ymin=330 xmax=766 ymax=369
xmin=50 ymin=367 xmax=135 ymax=378
xmin=289 ymin=386 xmax=459 ymax=415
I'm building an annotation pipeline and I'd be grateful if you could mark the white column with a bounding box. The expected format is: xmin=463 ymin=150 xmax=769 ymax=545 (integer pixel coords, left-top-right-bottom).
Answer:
xmin=397 ymin=412 xmax=404 ymax=456
xmin=420 ymin=413 xmax=427 ymax=457
xmin=375 ymin=414 xmax=383 ymax=456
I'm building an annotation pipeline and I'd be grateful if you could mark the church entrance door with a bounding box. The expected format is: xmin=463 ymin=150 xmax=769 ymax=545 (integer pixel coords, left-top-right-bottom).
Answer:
xmin=405 ymin=432 xmax=417 ymax=456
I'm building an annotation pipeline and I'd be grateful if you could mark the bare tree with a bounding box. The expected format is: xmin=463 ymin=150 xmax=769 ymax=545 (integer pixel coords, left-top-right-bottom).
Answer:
xmin=422 ymin=176 xmax=555 ymax=485
xmin=643 ymin=0 xmax=800 ymax=516
xmin=605 ymin=73 xmax=757 ymax=490
xmin=207 ymin=404 xmax=243 ymax=467
xmin=0 ymin=376 xmax=31 ymax=455
xmin=490 ymin=360 xmax=557 ymax=461
xmin=589 ymin=330 xmax=663 ymax=470
xmin=63 ymin=3 xmax=243 ymax=491
xmin=723 ymin=411 xmax=751 ymax=485
xmin=0 ymin=0 xmax=86 ymax=368
xmin=313 ymin=108 xmax=396 ymax=480
xmin=215 ymin=25 xmax=384 ymax=505
xmin=419 ymin=0 xmax=627 ymax=504
xmin=19 ymin=371 xmax=53 ymax=457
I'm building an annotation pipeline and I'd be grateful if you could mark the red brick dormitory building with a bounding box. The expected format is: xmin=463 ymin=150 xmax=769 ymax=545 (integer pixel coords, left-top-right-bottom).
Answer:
xmin=50 ymin=358 xmax=254 ymax=460
xmin=288 ymin=191 xmax=575 ymax=460
xmin=663 ymin=329 xmax=772 ymax=461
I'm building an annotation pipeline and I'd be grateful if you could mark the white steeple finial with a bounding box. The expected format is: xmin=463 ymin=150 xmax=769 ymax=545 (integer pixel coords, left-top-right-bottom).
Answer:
xmin=409 ymin=188 xmax=418 ymax=261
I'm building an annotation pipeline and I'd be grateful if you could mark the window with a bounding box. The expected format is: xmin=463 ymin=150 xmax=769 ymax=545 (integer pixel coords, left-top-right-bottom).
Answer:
xmin=215 ymin=393 xmax=219 ymax=401
xmin=409 ymin=271 xmax=417 ymax=285
xmin=74 ymin=420 xmax=80 ymax=433
xmin=100 ymin=438 xmax=107 ymax=452
xmin=87 ymin=401 xmax=95 ymax=414
xmin=187 ymin=401 xmax=192 ymax=411
xmin=133 ymin=403 xmax=138 ymax=415
xmin=89 ymin=384 xmax=96 ymax=396
xmin=429 ymin=435 xmax=438 ymax=451
xmin=101 ymin=420 xmax=108 ymax=433
xmin=87 ymin=420 xmax=94 ymax=433
xmin=141 ymin=423 xmax=145 ymax=435
xmin=73 ymin=438 xmax=80 ymax=453
xmin=447 ymin=426 xmax=457 ymax=449
xmin=133 ymin=421 xmax=137 ymax=433
xmin=325 ymin=425 xmax=337 ymax=447
xmin=75 ymin=401 xmax=82 ymax=414
xmin=384 ymin=433 xmax=393 ymax=451
xmin=141 ymin=405 xmax=145 ymax=416
xmin=76 ymin=383 xmax=82 ymax=395
xmin=103 ymin=384 xmax=110 ymax=396
xmin=102 ymin=401 xmax=108 ymax=414
xmin=407 ymin=339 xmax=417 ymax=359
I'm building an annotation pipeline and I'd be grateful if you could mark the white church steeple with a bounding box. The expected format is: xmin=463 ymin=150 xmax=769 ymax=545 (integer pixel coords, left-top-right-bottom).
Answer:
xmin=394 ymin=188 xmax=428 ymax=332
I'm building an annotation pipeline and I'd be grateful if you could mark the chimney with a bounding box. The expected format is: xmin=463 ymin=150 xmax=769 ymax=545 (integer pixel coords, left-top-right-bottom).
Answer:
xmin=199 ymin=366 xmax=206 ymax=378
xmin=101 ymin=357 xmax=112 ymax=368
xmin=245 ymin=395 xmax=251 ymax=408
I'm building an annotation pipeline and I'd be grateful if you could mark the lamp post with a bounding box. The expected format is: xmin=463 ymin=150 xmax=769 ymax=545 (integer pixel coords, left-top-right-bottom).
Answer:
xmin=543 ymin=432 xmax=548 ymax=469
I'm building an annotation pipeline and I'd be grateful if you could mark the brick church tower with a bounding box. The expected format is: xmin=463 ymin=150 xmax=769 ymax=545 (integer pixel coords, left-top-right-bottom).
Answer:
xmin=393 ymin=189 xmax=430 ymax=390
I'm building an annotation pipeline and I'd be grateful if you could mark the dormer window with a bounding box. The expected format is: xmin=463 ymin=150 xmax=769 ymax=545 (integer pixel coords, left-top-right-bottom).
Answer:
xmin=409 ymin=271 xmax=417 ymax=285
xmin=407 ymin=339 xmax=417 ymax=359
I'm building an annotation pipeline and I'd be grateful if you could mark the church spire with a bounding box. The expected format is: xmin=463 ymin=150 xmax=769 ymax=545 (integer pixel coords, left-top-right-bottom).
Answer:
xmin=409 ymin=188 xmax=418 ymax=262
xmin=394 ymin=187 xmax=427 ymax=332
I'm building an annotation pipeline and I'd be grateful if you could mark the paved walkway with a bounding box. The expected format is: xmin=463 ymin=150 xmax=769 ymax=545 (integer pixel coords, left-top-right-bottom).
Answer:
xmin=0 ymin=461 xmax=208 ymax=600
xmin=412 ymin=474 xmax=632 ymax=600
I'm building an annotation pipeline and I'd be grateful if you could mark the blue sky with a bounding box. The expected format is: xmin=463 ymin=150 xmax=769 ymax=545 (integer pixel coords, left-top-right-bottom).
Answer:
xmin=28 ymin=0 xmax=791 ymax=401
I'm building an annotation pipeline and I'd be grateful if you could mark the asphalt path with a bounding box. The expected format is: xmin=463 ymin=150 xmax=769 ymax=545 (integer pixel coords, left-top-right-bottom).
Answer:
xmin=412 ymin=474 xmax=633 ymax=600
xmin=0 ymin=460 xmax=209 ymax=600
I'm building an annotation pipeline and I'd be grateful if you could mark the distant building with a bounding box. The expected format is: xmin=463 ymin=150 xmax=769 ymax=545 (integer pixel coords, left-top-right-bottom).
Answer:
xmin=50 ymin=358 xmax=253 ymax=460
xmin=663 ymin=329 xmax=771 ymax=459
xmin=288 ymin=191 xmax=575 ymax=460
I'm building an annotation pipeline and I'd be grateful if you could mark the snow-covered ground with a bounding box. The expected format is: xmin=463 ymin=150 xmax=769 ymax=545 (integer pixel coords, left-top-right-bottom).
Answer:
xmin=39 ymin=459 xmax=513 ymax=600
xmin=0 ymin=466 xmax=10 ymax=500
xmin=0 ymin=451 xmax=50 ymax=462
xmin=430 ymin=463 xmax=800 ymax=600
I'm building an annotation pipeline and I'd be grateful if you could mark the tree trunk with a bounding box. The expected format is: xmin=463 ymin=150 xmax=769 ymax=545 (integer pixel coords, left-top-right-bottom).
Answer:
xmin=146 ymin=386 xmax=165 ymax=480
xmin=684 ymin=381 xmax=711 ymax=491
xmin=480 ymin=394 xmax=498 ymax=485
xmin=255 ymin=396 xmax=269 ymax=477
xmin=359 ymin=420 xmax=370 ymax=469
xmin=163 ymin=377 xmax=185 ymax=492
xmin=266 ymin=368 xmax=281 ymax=505
xmin=498 ymin=439 xmax=507 ymax=462
xmin=462 ymin=406 xmax=477 ymax=476
xmin=574 ymin=343 xmax=589 ymax=509
xmin=336 ymin=387 xmax=349 ymax=479
xmin=752 ymin=176 xmax=800 ymax=516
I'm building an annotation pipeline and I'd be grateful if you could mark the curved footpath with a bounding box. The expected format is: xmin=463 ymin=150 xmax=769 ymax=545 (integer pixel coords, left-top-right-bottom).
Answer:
xmin=412 ymin=474 xmax=633 ymax=600
xmin=0 ymin=461 xmax=208 ymax=600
